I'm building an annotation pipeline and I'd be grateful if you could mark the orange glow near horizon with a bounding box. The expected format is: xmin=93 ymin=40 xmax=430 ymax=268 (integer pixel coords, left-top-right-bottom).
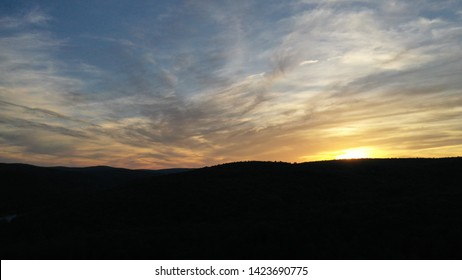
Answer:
xmin=335 ymin=148 xmax=369 ymax=160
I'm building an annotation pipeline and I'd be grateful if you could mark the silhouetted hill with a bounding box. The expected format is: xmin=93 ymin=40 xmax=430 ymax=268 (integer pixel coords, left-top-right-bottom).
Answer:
xmin=1 ymin=158 xmax=461 ymax=259
xmin=0 ymin=163 xmax=190 ymax=215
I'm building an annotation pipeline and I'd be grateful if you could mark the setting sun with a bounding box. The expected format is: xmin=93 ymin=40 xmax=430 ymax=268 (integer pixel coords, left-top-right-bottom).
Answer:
xmin=336 ymin=149 xmax=369 ymax=160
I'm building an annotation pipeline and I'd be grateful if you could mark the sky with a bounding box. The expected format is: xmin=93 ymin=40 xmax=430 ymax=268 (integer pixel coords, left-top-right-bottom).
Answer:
xmin=1 ymin=0 xmax=462 ymax=169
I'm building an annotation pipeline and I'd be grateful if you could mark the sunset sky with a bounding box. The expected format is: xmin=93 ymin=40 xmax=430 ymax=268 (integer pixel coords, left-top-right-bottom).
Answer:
xmin=1 ymin=0 xmax=462 ymax=169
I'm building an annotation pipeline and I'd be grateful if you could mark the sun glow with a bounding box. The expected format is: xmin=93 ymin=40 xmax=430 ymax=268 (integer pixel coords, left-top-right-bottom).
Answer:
xmin=335 ymin=148 xmax=369 ymax=160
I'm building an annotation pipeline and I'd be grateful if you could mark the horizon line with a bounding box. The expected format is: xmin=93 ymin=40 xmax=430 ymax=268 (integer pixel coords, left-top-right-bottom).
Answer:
xmin=1 ymin=156 xmax=461 ymax=171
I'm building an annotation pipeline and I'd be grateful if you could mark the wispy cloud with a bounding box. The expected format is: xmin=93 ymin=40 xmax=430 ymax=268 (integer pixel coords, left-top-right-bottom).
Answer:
xmin=0 ymin=8 xmax=50 ymax=29
xmin=1 ymin=1 xmax=462 ymax=168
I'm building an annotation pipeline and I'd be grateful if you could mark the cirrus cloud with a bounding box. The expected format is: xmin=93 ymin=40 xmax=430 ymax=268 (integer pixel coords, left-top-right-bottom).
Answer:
xmin=1 ymin=1 xmax=462 ymax=168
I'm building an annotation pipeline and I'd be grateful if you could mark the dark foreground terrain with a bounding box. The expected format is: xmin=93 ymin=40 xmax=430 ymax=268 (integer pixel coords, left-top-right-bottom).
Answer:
xmin=1 ymin=158 xmax=461 ymax=259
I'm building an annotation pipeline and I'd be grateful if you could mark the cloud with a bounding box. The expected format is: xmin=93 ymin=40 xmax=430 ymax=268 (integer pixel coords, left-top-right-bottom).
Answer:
xmin=1 ymin=1 xmax=462 ymax=168
xmin=300 ymin=60 xmax=319 ymax=66
xmin=0 ymin=8 xmax=50 ymax=29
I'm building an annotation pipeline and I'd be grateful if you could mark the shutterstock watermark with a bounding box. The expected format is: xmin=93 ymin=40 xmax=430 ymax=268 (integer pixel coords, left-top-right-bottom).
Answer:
xmin=155 ymin=266 xmax=240 ymax=276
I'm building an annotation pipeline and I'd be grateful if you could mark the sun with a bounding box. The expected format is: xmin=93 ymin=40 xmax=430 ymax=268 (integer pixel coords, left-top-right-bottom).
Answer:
xmin=336 ymin=148 xmax=369 ymax=160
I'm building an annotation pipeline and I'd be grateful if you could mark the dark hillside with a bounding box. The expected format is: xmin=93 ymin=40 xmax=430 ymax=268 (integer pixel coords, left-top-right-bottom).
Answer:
xmin=1 ymin=158 xmax=461 ymax=259
xmin=0 ymin=163 xmax=185 ymax=215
